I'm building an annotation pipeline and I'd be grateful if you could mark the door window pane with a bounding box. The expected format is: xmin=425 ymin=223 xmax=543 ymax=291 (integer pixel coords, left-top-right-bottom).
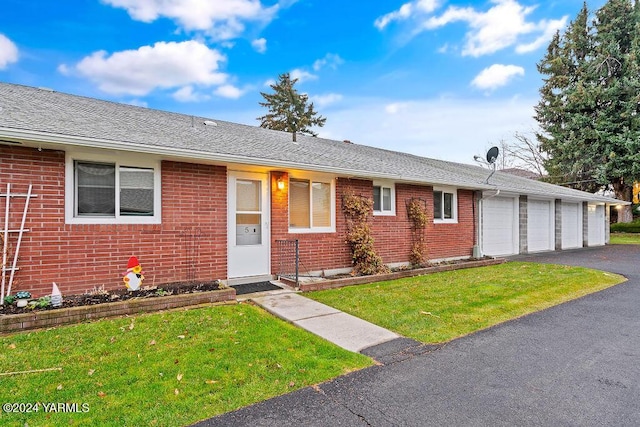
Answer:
xmin=236 ymin=213 xmax=261 ymax=245
xmin=236 ymin=180 xmax=260 ymax=212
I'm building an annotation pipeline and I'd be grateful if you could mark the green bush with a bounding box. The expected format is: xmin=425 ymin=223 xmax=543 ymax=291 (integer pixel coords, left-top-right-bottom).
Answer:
xmin=611 ymin=220 xmax=640 ymax=233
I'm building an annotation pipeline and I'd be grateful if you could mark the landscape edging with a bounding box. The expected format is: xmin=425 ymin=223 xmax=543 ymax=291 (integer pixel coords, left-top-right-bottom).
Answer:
xmin=0 ymin=288 xmax=236 ymax=334
xmin=298 ymin=258 xmax=505 ymax=292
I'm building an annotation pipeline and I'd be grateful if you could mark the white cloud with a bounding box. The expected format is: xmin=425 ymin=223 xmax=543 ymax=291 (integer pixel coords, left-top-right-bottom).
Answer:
xmin=471 ymin=64 xmax=524 ymax=90
xmin=318 ymin=96 xmax=537 ymax=165
xmin=385 ymin=102 xmax=408 ymax=114
xmin=102 ymin=0 xmax=279 ymax=41
xmin=516 ymin=17 xmax=567 ymax=53
xmin=375 ymin=0 xmax=439 ymax=29
xmin=313 ymin=53 xmax=343 ymax=71
xmin=312 ymin=93 xmax=343 ymax=108
xmin=251 ymin=38 xmax=267 ymax=53
xmin=0 ymin=34 xmax=19 ymax=69
xmin=173 ymin=85 xmax=211 ymax=102
xmin=214 ymin=84 xmax=244 ymax=99
xmin=72 ymin=40 xmax=228 ymax=96
xmin=377 ymin=0 xmax=567 ymax=56
xmin=290 ymin=68 xmax=317 ymax=83
xmin=126 ymin=99 xmax=149 ymax=108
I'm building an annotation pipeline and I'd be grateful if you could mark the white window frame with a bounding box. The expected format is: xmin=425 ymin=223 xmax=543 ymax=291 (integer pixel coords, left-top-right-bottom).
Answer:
xmin=65 ymin=150 xmax=161 ymax=224
xmin=288 ymin=172 xmax=336 ymax=233
xmin=433 ymin=186 xmax=458 ymax=224
xmin=372 ymin=181 xmax=396 ymax=216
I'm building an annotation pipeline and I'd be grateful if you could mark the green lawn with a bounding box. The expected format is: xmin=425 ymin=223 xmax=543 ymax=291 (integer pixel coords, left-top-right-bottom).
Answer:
xmin=0 ymin=304 xmax=372 ymax=427
xmin=308 ymin=262 xmax=625 ymax=344
xmin=609 ymin=233 xmax=640 ymax=244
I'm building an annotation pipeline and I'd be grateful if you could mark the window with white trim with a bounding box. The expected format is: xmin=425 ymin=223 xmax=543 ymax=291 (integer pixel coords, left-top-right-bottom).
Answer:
xmin=289 ymin=176 xmax=335 ymax=232
xmin=66 ymin=152 xmax=161 ymax=224
xmin=433 ymin=188 xmax=457 ymax=222
xmin=373 ymin=182 xmax=395 ymax=216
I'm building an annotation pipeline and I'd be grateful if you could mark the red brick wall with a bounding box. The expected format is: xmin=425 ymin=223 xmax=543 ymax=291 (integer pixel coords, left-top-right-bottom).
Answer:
xmin=1 ymin=146 xmax=227 ymax=297
xmin=270 ymin=175 xmax=475 ymax=275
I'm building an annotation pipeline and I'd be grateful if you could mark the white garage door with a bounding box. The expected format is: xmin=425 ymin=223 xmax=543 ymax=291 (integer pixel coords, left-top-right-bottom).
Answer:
xmin=562 ymin=202 xmax=582 ymax=249
xmin=482 ymin=197 xmax=518 ymax=256
xmin=528 ymin=200 xmax=554 ymax=252
xmin=588 ymin=204 xmax=605 ymax=246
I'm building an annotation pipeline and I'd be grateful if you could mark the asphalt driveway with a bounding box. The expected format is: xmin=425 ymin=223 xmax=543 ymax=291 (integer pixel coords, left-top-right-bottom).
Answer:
xmin=193 ymin=245 xmax=640 ymax=426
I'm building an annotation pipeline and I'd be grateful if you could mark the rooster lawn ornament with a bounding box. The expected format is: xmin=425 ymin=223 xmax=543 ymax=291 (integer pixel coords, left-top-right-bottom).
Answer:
xmin=123 ymin=256 xmax=145 ymax=291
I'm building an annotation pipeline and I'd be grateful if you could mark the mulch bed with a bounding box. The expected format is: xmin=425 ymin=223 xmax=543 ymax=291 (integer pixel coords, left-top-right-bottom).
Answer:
xmin=0 ymin=281 xmax=223 ymax=316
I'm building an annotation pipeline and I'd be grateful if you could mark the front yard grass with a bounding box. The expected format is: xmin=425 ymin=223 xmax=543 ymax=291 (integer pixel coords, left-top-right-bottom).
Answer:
xmin=609 ymin=233 xmax=640 ymax=244
xmin=307 ymin=262 xmax=625 ymax=344
xmin=0 ymin=303 xmax=372 ymax=427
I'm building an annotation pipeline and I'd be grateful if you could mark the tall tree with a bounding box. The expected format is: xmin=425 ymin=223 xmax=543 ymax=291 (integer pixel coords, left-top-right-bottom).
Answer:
xmin=257 ymin=73 xmax=326 ymax=141
xmin=535 ymin=0 xmax=640 ymax=222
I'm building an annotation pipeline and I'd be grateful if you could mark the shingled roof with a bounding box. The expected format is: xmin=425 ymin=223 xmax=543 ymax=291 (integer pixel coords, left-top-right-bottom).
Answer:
xmin=0 ymin=82 xmax=623 ymax=204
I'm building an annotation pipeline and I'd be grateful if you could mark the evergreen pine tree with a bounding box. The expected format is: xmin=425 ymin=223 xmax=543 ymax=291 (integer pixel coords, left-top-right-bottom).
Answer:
xmin=257 ymin=73 xmax=326 ymax=141
xmin=535 ymin=0 xmax=640 ymax=221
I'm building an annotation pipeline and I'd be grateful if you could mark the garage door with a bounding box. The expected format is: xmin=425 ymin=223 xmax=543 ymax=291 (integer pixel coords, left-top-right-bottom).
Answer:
xmin=528 ymin=200 xmax=553 ymax=252
xmin=482 ymin=197 xmax=518 ymax=256
xmin=561 ymin=202 xmax=582 ymax=249
xmin=588 ymin=204 xmax=605 ymax=246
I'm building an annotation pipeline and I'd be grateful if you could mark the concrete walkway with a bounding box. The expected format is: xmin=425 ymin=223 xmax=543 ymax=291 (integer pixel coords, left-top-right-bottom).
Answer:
xmin=251 ymin=292 xmax=400 ymax=353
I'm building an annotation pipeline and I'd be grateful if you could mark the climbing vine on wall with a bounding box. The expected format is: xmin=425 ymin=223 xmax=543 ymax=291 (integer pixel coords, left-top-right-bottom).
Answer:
xmin=343 ymin=191 xmax=389 ymax=276
xmin=407 ymin=198 xmax=428 ymax=266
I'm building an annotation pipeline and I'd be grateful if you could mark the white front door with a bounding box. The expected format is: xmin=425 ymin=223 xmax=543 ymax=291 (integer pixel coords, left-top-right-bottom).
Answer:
xmin=228 ymin=171 xmax=270 ymax=279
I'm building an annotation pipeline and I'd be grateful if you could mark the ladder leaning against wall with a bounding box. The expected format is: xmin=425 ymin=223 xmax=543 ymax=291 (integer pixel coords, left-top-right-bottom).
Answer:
xmin=1 ymin=183 xmax=37 ymax=304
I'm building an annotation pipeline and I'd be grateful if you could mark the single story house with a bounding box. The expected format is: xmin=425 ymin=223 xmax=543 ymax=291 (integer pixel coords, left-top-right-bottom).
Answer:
xmin=0 ymin=83 xmax=624 ymax=297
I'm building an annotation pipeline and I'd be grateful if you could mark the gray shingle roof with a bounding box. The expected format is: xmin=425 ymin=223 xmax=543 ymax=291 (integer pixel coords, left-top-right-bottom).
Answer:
xmin=0 ymin=82 xmax=623 ymax=204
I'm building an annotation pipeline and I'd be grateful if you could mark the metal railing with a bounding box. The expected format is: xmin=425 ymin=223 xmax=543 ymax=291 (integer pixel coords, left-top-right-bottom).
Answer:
xmin=275 ymin=239 xmax=299 ymax=285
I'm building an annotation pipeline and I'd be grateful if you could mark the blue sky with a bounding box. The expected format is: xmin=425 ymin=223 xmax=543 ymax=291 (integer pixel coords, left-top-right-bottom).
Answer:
xmin=0 ymin=0 xmax=607 ymax=165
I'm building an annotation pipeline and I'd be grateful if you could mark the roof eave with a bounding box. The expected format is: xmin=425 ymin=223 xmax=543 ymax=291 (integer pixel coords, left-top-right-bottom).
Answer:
xmin=1 ymin=127 xmax=495 ymax=190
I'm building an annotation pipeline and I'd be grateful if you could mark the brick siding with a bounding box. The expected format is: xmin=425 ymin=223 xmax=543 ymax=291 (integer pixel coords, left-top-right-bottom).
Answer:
xmin=271 ymin=174 xmax=476 ymax=275
xmin=1 ymin=146 xmax=227 ymax=297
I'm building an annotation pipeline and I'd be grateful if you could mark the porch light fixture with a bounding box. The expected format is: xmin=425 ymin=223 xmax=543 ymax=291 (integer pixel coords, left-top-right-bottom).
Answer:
xmin=277 ymin=177 xmax=285 ymax=191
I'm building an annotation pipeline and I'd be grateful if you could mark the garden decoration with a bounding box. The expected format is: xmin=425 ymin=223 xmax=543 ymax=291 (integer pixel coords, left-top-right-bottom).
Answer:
xmin=50 ymin=282 xmax=62 ymax=307
xmin=123 ymin=256 xmax=145 ymax=291
xmin=15 ymin=291 xmax=31 ymax=308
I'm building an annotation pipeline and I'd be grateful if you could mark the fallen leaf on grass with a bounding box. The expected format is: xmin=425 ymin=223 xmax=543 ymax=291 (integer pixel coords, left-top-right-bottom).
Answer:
xmin=149 ymin=340 xmax=156 ymax=346
xmin=129 ymin=321 xmax=135 ymax=330
xmin=8 ymin=343 xmax=16 ymax=349
xmin=56 ymin=384 xmax=63 ymax=390
xmin=88 ymin=369 xmax=95 ymax=376
xmin=177 ymin=373 xmax=183 ymax=382
xmin=177 ymin=335 xmax=185 ymax=339
xmin=420 ymin=311 xmax=440 ymax=318
xmin=288 ymin=381 xmax=295 ymax=387
xmin=97 ymin=391 xmax=106 ymax=398
xmin=205 ymin=380 xmax=218 ymax=385
xmin=174 ymin=389 xmax=179 ymax=396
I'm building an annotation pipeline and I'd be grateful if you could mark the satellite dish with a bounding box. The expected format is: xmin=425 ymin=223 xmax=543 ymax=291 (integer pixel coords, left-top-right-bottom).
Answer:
xmin=486 ymin=146 xmax=499 ymax=164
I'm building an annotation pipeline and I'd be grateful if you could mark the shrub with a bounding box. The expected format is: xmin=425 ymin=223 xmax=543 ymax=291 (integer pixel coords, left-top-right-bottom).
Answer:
xmin=343 ymin=191 xmax=389 ymax=276
xmin=611 ymin=220 xmax=640 ymax=233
